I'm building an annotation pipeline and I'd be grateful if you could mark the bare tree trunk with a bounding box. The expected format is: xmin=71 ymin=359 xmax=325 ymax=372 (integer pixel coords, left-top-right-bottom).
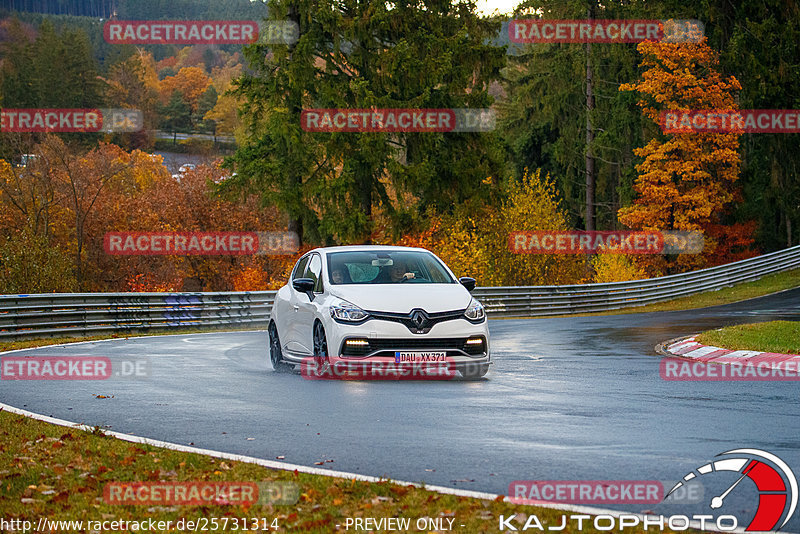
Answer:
xmin=584 ymin=1 xmax=596 ymax=232
xmin=787 ymin=212 xmax=793 ymax=248
xmin=286 ymin=2 xmax=304 ymax=247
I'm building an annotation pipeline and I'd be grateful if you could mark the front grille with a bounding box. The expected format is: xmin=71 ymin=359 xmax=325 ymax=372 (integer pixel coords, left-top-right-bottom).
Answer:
xmin=367 ymin=309 xmax=465 ymax=334
xmin=340 ymin=337 xmax=486 ymax=357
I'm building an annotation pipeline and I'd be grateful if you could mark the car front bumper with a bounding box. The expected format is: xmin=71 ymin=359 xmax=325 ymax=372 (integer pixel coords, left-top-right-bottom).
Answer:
xmin=282 ymin=316 xmax=491 ymax=368
xmin=330 ymin=317 xmax=489 ymax=362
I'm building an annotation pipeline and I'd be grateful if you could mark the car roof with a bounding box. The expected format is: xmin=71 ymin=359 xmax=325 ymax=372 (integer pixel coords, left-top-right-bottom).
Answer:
xmin=309 ymin=245 xmax=430 ymax=255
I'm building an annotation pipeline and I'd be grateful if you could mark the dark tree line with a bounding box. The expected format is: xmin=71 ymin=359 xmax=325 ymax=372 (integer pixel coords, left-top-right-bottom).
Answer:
xmin=3 ymin=0 xmax=117 ymax=18
xmin=2 ymin=0 xmax=267 ymax=19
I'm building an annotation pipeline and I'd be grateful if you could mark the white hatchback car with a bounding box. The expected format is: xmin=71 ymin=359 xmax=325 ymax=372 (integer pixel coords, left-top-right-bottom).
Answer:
xmin=268 ymin=245 xmax=491 ymax=379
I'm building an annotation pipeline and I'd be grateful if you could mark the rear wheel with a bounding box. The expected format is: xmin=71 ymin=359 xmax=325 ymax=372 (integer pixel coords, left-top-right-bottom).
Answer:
xmin=268 ymin=322 xmax=292 ymax=373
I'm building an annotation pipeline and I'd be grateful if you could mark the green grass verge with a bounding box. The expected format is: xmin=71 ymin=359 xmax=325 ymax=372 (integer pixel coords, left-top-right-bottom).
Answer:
xmin=531 ymin=267 xmax=800 ymax=319
xmin=695 ymin=320 xmax=800 ymax=354
xmin=0 ymin=410 xmax=688 ymax=533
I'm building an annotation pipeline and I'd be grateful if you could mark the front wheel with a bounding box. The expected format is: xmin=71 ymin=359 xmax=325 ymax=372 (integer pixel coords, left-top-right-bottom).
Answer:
xmin=268 ymin=322 xmax=292 ymax=373
xmin=460 ymin=362 xmax=489 ymax=380
xmin=313 ymin=321 xmax=330 ymax=362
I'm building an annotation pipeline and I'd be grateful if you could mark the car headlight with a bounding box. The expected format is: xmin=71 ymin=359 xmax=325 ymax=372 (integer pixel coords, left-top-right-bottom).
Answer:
xmin=330 ymin=300 xmax=369 ymax=322
xmin=464 ymin=298 xmax=485 ymax=322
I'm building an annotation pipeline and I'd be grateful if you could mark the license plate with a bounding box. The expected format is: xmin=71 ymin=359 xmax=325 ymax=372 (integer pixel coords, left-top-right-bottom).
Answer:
xmin=394 ymin=351 xmax=447 ymax=363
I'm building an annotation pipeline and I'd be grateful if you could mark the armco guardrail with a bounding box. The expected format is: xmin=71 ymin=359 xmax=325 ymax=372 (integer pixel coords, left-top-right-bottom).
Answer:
xmin=472 ymin=245 xmax=800 ymax=317
xmin=1 ymin=246 xmax=799 ymax=340
xmin=0 ymin=292 xmax=275 ymax=341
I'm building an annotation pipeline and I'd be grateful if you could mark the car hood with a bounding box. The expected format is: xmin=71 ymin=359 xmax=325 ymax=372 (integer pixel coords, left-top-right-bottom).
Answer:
xmin=328 ymin=284 xmax=473 ymax=314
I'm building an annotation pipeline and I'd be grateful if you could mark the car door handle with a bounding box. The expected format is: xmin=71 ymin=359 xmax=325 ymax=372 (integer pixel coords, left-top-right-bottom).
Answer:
xmin=293 ymin=305 xmax=299 ymax=312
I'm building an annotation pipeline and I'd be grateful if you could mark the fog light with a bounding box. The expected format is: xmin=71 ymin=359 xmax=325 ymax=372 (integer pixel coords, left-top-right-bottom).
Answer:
xmin=345 ymin=339 xmax=369 ymax=346
xmin=464 ymin=337 xmax=485 ymax=355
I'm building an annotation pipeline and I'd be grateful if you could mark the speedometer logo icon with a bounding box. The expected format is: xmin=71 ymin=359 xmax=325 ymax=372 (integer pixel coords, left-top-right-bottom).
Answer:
xmin=666 ymin=449 xmax=797 ymax=531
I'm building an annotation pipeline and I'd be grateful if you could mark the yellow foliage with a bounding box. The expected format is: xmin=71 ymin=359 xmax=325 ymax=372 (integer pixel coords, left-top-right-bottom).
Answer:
xmin=591 ymin=248 xmax=648 ymax=283
xmin=394 ymin=169 xmax=589 ymax=287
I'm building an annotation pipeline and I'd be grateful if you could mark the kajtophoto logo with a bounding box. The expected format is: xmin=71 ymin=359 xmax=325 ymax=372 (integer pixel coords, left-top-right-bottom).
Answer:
xmin=666 ymin=449 xmax=797 ymax=532
xmin=499 ymin=449 xmax=796 ymax=531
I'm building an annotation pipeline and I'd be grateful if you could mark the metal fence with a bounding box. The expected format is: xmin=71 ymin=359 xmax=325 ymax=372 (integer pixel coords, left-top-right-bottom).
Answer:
xmin=472 ymin=245 xmax=800 ymax=317
xmin=0 ymin=292 xmax=276 ymax=341
xmin=1 ymin=246 xmax=799 ymax=340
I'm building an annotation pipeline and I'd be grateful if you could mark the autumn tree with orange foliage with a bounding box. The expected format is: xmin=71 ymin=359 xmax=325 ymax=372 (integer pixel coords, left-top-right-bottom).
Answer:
xmin=34 ymin=137 xmax=171 ymax=289
xmin=0 ymin=138 xmax=299 ymax=293
xmin=159 ymin=66 xmax=212 ymax=113
xmin=619 ymin=35 xmax=756 ymax=275
xmin=92 ymin=162 xmax=294 ymax=292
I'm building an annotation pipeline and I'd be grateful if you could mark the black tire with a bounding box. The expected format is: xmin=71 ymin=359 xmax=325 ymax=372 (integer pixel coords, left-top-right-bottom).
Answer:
xmin=268 ymin=322 xmax=292 ymax=373
xmin=460 ymin=362 xmax=489 ymax=380
xmin=313 ymin=321 xmax=330 ymax=362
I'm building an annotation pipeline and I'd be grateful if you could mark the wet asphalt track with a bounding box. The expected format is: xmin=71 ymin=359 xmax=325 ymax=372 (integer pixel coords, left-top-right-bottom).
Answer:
xmin=2 ymin=288 xmax=799 ymax=530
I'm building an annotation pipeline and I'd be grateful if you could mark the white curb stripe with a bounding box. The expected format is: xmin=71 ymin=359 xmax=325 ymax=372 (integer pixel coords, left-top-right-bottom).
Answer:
xmin=682 ymin=346 xmax=727 ymax=359
xmin=721 ymin=350 xmax=763 ymax=359
xmin=667 ymin=342 xmax=698 ymax=352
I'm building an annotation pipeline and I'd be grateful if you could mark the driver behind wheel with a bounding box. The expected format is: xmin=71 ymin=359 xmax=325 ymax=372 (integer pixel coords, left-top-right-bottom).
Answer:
xmin=389 ymin=260 xmax=414 ymax=282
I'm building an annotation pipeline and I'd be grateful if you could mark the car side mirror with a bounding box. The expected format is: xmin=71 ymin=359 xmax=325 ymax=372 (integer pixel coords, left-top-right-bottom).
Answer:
xmin=459 ymin=277 xmax=476 ymax=292
xmin=292 ymin=278 xmax=316 ymax=300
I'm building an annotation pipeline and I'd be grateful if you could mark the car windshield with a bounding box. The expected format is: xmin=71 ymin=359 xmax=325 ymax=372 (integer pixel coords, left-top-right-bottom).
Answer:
xmin=327 ymin=250 xmax=455 ymax=285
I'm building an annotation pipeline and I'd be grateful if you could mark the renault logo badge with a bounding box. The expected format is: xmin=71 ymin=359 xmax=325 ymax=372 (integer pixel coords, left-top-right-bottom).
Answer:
xmin=411 ymin=310 xmax=426 ymax=329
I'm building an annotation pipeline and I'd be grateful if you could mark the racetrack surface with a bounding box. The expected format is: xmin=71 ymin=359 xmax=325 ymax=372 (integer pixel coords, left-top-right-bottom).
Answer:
xmin=2 ymin=288 xmax=799 ymax=529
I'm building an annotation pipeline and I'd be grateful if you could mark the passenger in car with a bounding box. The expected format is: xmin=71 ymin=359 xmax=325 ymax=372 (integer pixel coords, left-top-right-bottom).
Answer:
xmin=331 ymin=266 xmax=351 ymax=284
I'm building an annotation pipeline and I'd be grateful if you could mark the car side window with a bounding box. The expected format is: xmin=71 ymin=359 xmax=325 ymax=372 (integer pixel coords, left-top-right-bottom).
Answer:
xmin=303 ymin=254 xmax=323 ymax=292
xmin=292 ymin=255 xmax=310 ymax=281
